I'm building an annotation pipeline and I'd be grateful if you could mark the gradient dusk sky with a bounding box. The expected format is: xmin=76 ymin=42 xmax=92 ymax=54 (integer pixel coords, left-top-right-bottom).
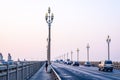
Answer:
xmin=0 ymin=0 xmax=120 ymax=61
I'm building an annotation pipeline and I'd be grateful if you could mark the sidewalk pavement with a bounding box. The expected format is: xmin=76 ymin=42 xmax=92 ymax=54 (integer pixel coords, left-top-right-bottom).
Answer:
xmin=29 ymin=63 xmax=54 ymax=80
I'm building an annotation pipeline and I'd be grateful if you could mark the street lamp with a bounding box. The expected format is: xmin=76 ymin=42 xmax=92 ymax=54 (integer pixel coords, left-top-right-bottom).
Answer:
xmin=71 ymin=51 xmax=73 ymax=61
xmin=64 ymin=54 xmax=65 ymax=61
xmin=45 ymin=7 xmax=54 ymax=65
xmin=67 ymin=53 xmax=68 ymax=60
xmin=86 ymin=43 xmax=90 ymax=62
xmin=77 ymin=48 xmax=79 ymax=62
xmin=106 ymin=35 xmax=111 ymax=60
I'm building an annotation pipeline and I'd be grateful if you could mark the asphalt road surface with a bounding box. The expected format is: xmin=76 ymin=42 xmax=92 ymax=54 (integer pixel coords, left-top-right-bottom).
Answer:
xmin=52 ymin=63 xmax=120 ymax=80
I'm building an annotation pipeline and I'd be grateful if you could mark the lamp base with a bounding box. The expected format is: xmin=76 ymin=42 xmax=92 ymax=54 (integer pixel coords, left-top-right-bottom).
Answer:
xmin=47 ymin=65 xmax=52 ymax=73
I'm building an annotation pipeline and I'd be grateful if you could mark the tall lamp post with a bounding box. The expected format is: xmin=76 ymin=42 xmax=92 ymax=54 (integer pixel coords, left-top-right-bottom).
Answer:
xmin=77 ymin=48 xmax=79 ymax=62
xmin=64 ymin=54 xmax=65 ymax=61
xmin=67 ymin=53 xmax=68 ymax=60
xmin=45 ymin=7 xmax=54 ymax=65
xmin=106 ymin=35 xmax=111 ymax=60
xmin=71 ymin=51 xmax=73 ymax=61
xmin=86 ymin=44 xmax=90 ymax=62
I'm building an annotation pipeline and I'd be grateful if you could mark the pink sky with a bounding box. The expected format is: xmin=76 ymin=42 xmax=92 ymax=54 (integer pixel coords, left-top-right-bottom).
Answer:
xmin=0 ymin=0 xmax=120 ymax=61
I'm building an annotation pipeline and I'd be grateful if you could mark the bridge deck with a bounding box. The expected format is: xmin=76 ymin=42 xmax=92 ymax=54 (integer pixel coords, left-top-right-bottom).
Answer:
xmin=30 ymin=63 xmax=53 ymax=80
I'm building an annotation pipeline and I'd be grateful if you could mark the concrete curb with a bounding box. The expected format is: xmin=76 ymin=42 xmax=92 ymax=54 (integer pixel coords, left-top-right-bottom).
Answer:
xmin=50 ymin=65 xmax=61 ymax=80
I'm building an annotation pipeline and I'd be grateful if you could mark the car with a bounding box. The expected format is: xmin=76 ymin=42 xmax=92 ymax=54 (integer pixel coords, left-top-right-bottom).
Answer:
xmin=98 ymin=60 xmax=113 ymax=72
xmin=7 ymin=61 xmax=13 ymax=65
xmin=67 ymin=61 xmax=73 ymax=65
xmin=64 ymin=61 xmax=67 ymax=64
xmin=58 ymin=59 xmax=64 ymax=64
xmin=72 ymin=61 xmax=79 ymax=66
xmin=55 ymin=60 xmax=59 ymax=63
xmin=0 ymin=62 xmax=3 ymax=66
xmin=84 ymin=61 xmax=91 ymax=67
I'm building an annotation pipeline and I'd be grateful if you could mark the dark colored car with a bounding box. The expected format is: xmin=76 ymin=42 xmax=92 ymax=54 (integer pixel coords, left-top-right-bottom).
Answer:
xmin=64 ymin=61 xmax=67 ymax=64
xmin=72 ymin=61 xmax=79 ymax=66
xmin=67 ymin=61 xmax=73 ymax=65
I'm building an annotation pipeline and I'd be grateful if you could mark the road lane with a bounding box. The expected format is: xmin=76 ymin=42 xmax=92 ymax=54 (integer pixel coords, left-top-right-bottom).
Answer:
xmin=52 ymin=64 xmax=91 ymax=80
xmin=52 ymin=63 xmax=120 ymax=80
xmin=75 ymin=65 xmax=120 ymax=79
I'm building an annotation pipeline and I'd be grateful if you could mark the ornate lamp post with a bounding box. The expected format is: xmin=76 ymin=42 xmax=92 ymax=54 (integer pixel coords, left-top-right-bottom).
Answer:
xmin=77 ymin=48 xmax=79 ymax=62
xmin=71 ymin=51 xmax=73 ymax=61
xmin=67 ymin=53 xmax=68 ymax=60
xmin=64 ymin=54 xmax=65 ymax=61
xmin=106 ymin=35 xmax=111 ymax=60
xmin=0 ymin=53 xmax=3 ymax=61
xmin=45 ymin=7 xmax=54 ymax=65
xmin=86 ymin=44 xmax=90 ymax=62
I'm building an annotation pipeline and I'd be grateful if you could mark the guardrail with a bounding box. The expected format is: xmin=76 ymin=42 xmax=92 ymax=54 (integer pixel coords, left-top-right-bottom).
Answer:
xmin=0 ymin=61 xmax=44 ymax=80
xmin=50 ymin=65 xmax=61 ymax=80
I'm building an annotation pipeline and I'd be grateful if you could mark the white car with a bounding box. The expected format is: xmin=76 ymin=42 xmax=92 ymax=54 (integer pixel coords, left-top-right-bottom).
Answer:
xmin=98 ymin=60 xmax=113 ymax=72
xmin=0 ymin=62 xmax=2 ymax=65
xmin=84 ymin=61 xmax=91 ymax=67
xmin=67 ymin=61 xmax=73 ymax=65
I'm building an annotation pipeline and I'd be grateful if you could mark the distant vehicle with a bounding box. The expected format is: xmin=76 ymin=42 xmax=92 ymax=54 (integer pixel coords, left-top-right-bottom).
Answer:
xmin=67 ymin=59 xmax=70 ymax=61
xmin=0 ymin=60 xmax=7 ymax=65
xmin=7 ymin=60 xmax=13 ymax=65
xmin=59 ymin=59 xmax=64 ymax=64
xmin=84 ymin=61 xmax=91 ymax=67
xmin=2 ymin=61 xmax=7 ymax=65
xmin=67 ymin=61 xmax=73 ymax=65
xmin=55 ymin=60 xmax=59 ymax=63
xmin=64 ymin=61 xmax=67 ymax=64
xmin=0 ymin=62 xmax=3 ymax=65
xmin=72 ymin=61 xmax=79 ymax=66
xmin=98 ymin=60 xmax=113 ymax=72
xmin=64 ymin=59 xmax=71 ymax=65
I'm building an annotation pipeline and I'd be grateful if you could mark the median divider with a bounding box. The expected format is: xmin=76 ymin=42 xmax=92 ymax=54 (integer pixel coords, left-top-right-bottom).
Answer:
xmin=50 ymin=65 xmax=61 ymax=80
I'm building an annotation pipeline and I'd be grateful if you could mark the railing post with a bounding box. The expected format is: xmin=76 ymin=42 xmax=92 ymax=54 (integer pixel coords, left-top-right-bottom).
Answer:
xmin=22 ymin=62 xmax=24 ymax=80
xmin=33 ymin=63 xmax=35 ymax=74
xmin=26 ymin=63 xmax=28 ymax=80
xmin=24 ymin=63 xmax=27 ymax=80
xmin=16 ymin=63 xmax=18 ymax=80
xmin=28 ymin=63 xmax=30 ymax=79
xmin=7 ymin=63 xmax=9 ymax=80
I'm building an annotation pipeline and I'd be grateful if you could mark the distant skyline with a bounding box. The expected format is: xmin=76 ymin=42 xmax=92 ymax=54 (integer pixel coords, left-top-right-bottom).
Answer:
xmin=0 ymin=0 xmax=120 ymax=61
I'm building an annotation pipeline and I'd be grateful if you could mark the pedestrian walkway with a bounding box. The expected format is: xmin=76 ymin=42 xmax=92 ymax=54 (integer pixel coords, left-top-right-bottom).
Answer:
xmin=29 ymin=63 xmax=54 ymax=80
